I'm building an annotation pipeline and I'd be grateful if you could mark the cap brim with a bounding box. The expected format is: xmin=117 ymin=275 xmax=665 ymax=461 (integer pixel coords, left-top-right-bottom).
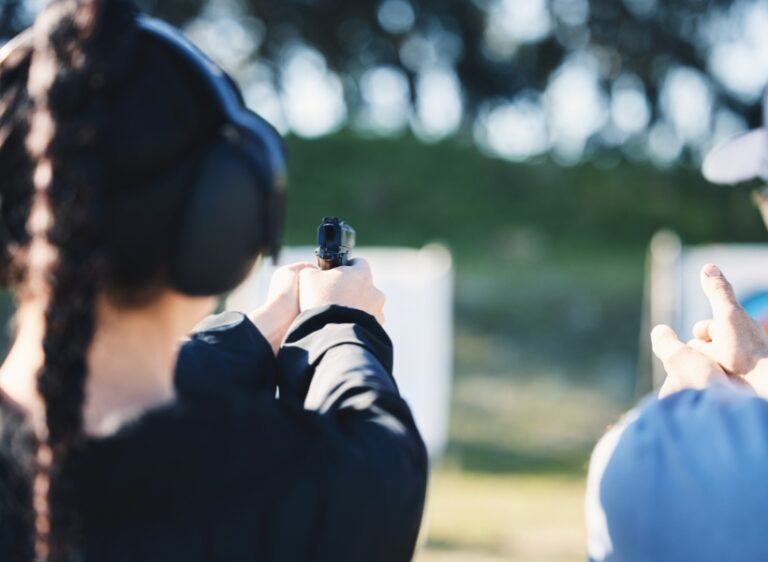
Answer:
xmin=702 ymin=129 xmax=768 ymax=185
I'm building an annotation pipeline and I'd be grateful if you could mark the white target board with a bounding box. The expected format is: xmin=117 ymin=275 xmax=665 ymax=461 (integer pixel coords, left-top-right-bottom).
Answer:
xmin=226 ymin=245 xmax=454 ymax=459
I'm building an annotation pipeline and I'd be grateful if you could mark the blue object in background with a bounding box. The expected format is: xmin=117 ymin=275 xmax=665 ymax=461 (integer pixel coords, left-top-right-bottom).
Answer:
xmin=742 ymin=290 xmax=768 ymax=332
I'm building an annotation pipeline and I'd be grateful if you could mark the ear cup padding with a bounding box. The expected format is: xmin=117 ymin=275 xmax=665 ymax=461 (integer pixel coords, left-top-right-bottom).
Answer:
xmin=104 ymin=156 xmax=194 ymax=290
xmin=170 ymin=138 xmax=264 ymax=295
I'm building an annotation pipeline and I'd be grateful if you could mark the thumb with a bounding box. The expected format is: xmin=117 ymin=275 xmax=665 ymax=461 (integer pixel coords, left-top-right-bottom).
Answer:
xmin=700 ymin=264 xmax=744 ymax=323
xmin=286 ymin=262 xmax=316 ymax=273
xmin=349 ymin=257 xmax=371 ymax=273
xmin=651 ymin=324 xmax=687 ymax=363
xmin=651 ymin=324 xmax=728 ymax=390
xmin=298 ymin=266 xmax=322 ymax=284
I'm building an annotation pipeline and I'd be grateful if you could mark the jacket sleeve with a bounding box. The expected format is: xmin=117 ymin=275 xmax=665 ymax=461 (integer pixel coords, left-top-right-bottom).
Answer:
xmin=174 ymin=310 xmax=278 ymax=401
xmin=275 ymin=305 xmax=429 ymax=562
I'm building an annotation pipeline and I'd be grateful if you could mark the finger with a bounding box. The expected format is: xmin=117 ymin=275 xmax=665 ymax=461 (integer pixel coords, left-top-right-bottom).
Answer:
xmin=685 ymin=339 xmax=735 ymax=377
xmin=299 ymin=267 xmax=321 ymax=282
xmin=687 ymin=338 xmax=714 ymax=357
xmin=374 ymin=288 xmax=386 ymax=306
xmin=651 ymin=325 xmax=687 ymax=363
xmin=658 ymin=376 xmax=681 ymax=399
xmin=284 ymin=262 xmax=316 ymax=273
xmin=692 ymin=319 xmax=712 ymax=342
xmin=652 ymin=325 xmax=727 ymax=389
xmin=700 ymin=264 xmax=744 ymax=322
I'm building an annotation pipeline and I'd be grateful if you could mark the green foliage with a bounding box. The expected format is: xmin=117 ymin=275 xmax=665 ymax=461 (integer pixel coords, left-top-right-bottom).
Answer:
xmin=284 ymin=132 xmax=766 ymax=251
xmin=284 ymin=132 xmax=767 ymax=394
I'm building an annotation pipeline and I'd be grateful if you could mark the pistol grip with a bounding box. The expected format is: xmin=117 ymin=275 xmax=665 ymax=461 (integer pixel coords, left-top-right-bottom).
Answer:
xmin=317 ymin=253 xmax=349 ymax=270
xmin=317 ymin=257 xmax=335 ymax=270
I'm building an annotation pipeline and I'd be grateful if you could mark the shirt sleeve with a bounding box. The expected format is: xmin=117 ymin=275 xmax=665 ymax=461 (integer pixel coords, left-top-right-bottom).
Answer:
xmin=585 ymin=383 xmax=768 ymax=562
xmin=585 ymin=410 xmax=636 ymax=562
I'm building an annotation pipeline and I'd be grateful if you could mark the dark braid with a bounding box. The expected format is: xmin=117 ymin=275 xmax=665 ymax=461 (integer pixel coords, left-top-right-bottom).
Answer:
xmin=0 ymin=31 xmax=35 ymax=290
xmin=0 ymin=28 xmax=40 ymax=562
xmin=22 ymin=1 xmax=137 ymax=560
xmin=0 ymin=0 xmax=223 ymax=558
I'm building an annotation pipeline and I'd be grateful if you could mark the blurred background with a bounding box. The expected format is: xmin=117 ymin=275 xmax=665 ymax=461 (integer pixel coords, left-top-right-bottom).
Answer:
xmin=4 ymin=0 xmax=768 ymax=560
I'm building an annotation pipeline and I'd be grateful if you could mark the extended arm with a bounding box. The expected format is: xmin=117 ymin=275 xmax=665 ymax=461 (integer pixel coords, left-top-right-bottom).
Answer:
xmin=276 ymin=305 xmax=428 ymax=562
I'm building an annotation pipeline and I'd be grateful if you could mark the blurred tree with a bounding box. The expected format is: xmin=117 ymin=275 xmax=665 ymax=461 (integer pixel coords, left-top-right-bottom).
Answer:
xmin=150 ymin=1 xmax=756 ymax=120
xmin=2 ymin=0 xmax=763 ymax=163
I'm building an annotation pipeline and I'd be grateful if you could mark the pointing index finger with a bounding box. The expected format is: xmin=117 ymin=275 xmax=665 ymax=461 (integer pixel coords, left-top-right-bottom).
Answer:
xmin=651 ymin=325 xmax=687 ymax=363
xmin=700 ymin=264 xmax=742 ymax=322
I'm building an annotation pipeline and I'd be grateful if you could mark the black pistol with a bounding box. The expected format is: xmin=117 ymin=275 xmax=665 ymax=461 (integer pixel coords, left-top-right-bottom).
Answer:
xmin=315 ymin=217 xmax=355 ymax=270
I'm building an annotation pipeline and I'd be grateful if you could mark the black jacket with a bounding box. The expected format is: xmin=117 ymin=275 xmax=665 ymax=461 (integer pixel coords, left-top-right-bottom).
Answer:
xmin=0 ymin=305 xmax=428 ymax=561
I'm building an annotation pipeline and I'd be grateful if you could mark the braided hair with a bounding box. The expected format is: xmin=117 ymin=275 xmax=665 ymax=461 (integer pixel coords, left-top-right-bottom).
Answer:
xmin=0 ymin=30 xmax=35 ymax=291
xmin=0 ymin=1 xmax=223 ymax=560
xmin=24 ymin=1 xmax=137 ymax=560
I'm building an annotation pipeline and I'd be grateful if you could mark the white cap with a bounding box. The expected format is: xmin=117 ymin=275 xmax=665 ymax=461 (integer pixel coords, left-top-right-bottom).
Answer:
xmin=702 ymin=92 xmax=768 ymax=185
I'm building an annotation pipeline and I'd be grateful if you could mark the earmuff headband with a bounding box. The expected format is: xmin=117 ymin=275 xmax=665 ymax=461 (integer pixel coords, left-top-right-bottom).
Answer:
xmin=136 ymin=15 xmax=287 ymax=259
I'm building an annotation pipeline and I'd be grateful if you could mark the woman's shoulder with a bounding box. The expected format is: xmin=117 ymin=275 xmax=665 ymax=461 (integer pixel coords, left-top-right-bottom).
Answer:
xmin=85 ymin=391 xmax=310 ymax=472
xmin=74 ymin=393 xmax=316 ymax=517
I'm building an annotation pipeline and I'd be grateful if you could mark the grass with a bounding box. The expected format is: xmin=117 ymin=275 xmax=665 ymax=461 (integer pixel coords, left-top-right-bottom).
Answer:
xmin=446 ymin=375 xmax=624 ymax=474
xmin=411 ymin=375 xmax=625 ymax=561
xmin=417 ymin=470 xmax=586 ymax=562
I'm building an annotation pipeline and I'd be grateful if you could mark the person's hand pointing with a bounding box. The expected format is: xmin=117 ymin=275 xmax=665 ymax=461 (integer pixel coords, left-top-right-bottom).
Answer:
xmin=651 ymin=324 xmax=730 ymax=398
xmin=651 ymin=264 xmax=768 ymax=397
xmin=685 ymin=264 xmax=768 ymax=395
xmin=688 ymin=264 xmax=768 ymax=374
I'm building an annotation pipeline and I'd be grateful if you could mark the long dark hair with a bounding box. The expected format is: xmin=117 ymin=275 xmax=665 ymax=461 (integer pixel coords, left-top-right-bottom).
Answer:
xmin=0 ymin=1 xmax=223 ymax=559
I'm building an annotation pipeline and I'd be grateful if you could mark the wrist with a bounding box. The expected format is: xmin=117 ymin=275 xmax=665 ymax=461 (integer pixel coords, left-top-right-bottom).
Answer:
xmin=249 ymin=298 xmax=296 ymax=355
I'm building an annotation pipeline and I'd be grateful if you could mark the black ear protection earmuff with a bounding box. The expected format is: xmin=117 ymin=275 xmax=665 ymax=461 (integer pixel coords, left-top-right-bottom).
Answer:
xmin=0 ymin=15 xmax=282 ymax=296
xmin=136 ymin=16 xmax=287 ymax=296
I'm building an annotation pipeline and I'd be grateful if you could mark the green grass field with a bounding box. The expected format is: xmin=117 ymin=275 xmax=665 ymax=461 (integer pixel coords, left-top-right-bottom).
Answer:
xmin=414 ymin=376 xmax=623 ymax=562
xmin=418 ymin=470 xmax=585 ymax=562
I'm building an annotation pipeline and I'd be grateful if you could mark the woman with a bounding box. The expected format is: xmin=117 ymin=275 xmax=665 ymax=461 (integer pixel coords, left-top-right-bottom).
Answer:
xmin=0 ymin=1 xmax=427 ymax=561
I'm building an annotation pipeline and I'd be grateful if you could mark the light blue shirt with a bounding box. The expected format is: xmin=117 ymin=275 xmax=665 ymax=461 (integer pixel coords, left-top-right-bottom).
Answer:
xmin=586 ymin=384 xmax=768 ymax=562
